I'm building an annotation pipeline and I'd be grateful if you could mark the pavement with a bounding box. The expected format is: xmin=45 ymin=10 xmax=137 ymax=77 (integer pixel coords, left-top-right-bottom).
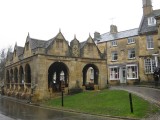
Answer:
xmin=110 ymin=86 xmax=160 ymax=120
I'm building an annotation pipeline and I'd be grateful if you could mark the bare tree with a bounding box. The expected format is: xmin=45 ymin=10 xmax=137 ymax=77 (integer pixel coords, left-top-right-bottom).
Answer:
xmin=0 ymin=46 xmax=12 ymax=84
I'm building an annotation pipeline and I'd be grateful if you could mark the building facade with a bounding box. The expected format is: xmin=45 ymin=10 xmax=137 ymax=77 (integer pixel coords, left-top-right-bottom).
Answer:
xmin=4 ymin=32 xmax=107 ymax=101
xmin=95 ymin=0 xmax=160 ymax=84
xmin=3 ymin=0 xmax=160 ymax=101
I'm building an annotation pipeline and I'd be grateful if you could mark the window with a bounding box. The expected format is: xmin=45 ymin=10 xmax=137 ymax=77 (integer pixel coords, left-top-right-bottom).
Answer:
xmin=128 ymin=49 xmax=135 ymax=59
xmin=126 ymin=65 xmax=138 ymax=79
xmin=144 ymin=58 xmax=156 ymax=74
xmin=111 ymin=51 xmax=118 ymax=61
xmin=111 ymin=40 xmax=117 ymax=46
xmin=128 ymin=37 xmax=135 ymax=44
xmin=56 ymin=40 xmax=63 ymax=49
xmin=148 ymin=17 xmax=156 ymax=26
xmin=110 ymin=67 xmax=119 ymax=80
xmin=146 ymin=36 xmax=154 ymax=49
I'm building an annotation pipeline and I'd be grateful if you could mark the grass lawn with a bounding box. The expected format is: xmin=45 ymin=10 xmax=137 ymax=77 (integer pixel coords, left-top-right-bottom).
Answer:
xmin=44 ymin=89 xmax=159 ymax=118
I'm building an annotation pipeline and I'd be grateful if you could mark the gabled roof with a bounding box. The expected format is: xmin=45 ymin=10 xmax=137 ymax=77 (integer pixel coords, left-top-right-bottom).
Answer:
xmin=17 ymin=46 xmax=24 ymax=56
xmin=30 ymin=38 xmax=46 ymax=50
xmin=80 ymin=35 xmax=93 ymax=49
xmin=7 ymin=52 xmax=13 ymax=61
xmin=138 ymin=9 xmax=160 ymax=34
xmin=98 ymin=28 xmax=139 ymax=43
xmin=80 ymin=41 xmax=87 ymax=49
xmin=45 ymin=38 xmax=55 ymax=48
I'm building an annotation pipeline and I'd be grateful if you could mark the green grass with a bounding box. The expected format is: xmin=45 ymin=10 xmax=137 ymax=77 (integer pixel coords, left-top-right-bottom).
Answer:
xmin=44 ymin=90 xmax=159 ymax=118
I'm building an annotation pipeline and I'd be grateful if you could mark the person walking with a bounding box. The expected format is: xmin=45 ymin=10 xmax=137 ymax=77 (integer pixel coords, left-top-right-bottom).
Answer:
xmin=153 ymin=67 xmax=160 ymax=87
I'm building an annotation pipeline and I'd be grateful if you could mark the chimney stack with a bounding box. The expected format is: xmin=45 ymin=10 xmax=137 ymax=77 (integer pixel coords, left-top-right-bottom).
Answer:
xmin=94 ymin=32 xmax=100 ymax=39
xmin=110 ymin=25 xmax=118 ymax=34
xmin=142 ymin=0 xmax=153 ymax=16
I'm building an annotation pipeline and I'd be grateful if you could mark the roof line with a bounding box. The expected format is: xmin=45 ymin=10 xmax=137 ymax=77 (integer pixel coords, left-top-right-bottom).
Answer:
xmin=101 ymin=28 xmax=139 ymax=36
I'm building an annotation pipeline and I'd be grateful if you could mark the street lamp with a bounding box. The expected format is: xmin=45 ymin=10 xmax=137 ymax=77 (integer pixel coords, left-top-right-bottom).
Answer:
xmin=60 ymin=71 xmax=65 ymax=107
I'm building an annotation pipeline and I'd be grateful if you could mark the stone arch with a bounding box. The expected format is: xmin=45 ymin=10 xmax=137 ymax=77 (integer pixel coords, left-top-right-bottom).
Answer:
xmin=48 ymin=62 xmax=69 ymax=92
xmin=82 ymin=64 xmax=99 ymax=87
xmin=19 ymin=66 xmax=24 ymax=84
xmin=25 ymin=64 xmax=31 ymax=84
xmin=14 ymin=67 xmax=18 ymax=83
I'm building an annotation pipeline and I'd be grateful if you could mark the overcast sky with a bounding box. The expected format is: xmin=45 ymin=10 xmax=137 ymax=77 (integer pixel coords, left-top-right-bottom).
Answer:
xmin=0 ymin=0 xmax=160 ymax=51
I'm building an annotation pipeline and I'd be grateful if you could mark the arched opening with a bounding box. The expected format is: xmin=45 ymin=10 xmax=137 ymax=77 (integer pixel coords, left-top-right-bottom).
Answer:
xmin=48 ymin=62 xmax=69 ymax=92
xmin=19 ymin=66 xmax=24 ymax=84
xmin=82 ymin=64 xmax=99 ymax=90
xmin=14 ymin=67 xmax=18 ymax=83
xmin=25 ymin=64 xmax=31 ymax=84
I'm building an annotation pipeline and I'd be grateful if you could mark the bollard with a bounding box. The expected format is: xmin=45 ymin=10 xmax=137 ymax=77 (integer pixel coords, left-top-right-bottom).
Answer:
xmin=129 ymin=93 xmax=133 ymax=113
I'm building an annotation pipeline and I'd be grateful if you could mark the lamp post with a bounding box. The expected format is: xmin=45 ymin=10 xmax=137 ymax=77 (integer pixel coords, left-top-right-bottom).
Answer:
xmin=60 ymin=71 xmax=65 ymax=107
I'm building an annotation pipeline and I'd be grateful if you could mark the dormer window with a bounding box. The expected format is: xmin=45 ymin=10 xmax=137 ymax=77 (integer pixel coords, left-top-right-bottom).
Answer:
xmin=148 ymin=17 xmax=156 ymax=26
xmin=111 ymin=40 xmax=117 ymax=47
xmin=128 ymin=37 xmax=135 ymax=44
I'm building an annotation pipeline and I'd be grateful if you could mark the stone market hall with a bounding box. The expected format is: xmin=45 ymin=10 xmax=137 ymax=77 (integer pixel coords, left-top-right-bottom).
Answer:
xmin=4 ymin=31 xmax=107 ymax=101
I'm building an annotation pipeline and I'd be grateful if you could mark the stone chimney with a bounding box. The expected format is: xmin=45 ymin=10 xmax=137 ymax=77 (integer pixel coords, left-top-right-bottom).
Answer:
xmin=94 ymin=32 xmax=100 ymax=39
xmin=142 ymin=0 xmax=153 ymax=16
xmin=110 ymin=25 xmax=118 ymax=34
